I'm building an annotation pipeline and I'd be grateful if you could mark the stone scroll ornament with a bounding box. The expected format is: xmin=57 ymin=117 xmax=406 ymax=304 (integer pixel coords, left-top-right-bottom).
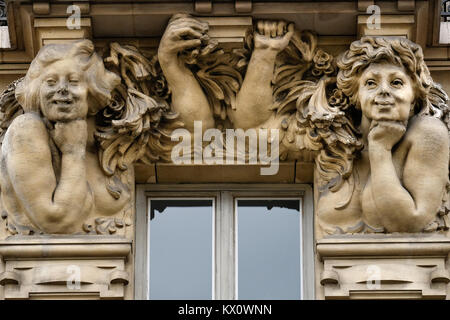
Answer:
xmin=0 ymin=14 xmax=448 ymax=236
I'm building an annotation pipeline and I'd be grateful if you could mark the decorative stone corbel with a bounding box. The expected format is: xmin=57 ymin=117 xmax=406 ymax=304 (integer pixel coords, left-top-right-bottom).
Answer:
xmin=109 ymin=270 xmax=129 ymax=285
xmin=0 ymin=271 xmax=19 ymax=285
xmin=397 ymin=0 xmax=415 ymax=11
xmin=195 ymin=0 xmax=212 ymax=13
xmin=317 ymin=235 xmax=450 ymax=299
xmin=73 ymin=2 xmax=90 ymax=14
xmin=235 ymin=0 xmax=252 ymax=13
xmin=0 ymin=236 xmax=132 ymax=299
xmin=320 ymin=270 xmax=339 ymax=286
xmin=32 ymin=2 xmax=50 ymax=15
xmin=357 ymin=14 xmax=415 ymax=39
xmin=357 ymin=0 xmax=374 ymax=12
xmin=430 ymin=269 xmax=450 ymax=284
xmin=33 ymin=17 xmax=92 ymax=51
xmin=196 ymin=16 xmax=253 ymax=49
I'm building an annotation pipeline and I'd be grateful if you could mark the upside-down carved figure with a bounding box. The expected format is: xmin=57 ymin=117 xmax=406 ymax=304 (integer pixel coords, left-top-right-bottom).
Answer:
xmin=0 ymin=14 xmax=448 ymax=236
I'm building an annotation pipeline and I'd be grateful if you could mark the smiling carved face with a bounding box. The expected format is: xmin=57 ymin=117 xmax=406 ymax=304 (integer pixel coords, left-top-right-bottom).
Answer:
xmin=39 ymin=59 xmax=89 ymax=122
xmin=357 ymin=62 xmax=416 ymax=122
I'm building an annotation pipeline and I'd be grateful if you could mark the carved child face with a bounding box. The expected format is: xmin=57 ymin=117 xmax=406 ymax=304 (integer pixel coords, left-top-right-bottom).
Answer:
xmin=39 ymin=59 xmax=89 ymax=122
xmin=357 ymin=62 xmax=415 ymax=122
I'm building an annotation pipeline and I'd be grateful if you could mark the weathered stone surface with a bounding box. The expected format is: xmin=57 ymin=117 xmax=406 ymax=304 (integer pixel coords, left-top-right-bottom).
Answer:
xmin=0 ymin=14 xmax=448 ymax=237
xmin=0 ymin=40 xmax=135 ymax=236
xmin=0 ymin=8 xmax=448 ymax=301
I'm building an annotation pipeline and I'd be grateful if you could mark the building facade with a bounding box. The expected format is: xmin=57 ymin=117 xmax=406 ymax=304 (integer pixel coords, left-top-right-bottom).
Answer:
xmin=0 ymin=0 xmax=449 ymax=300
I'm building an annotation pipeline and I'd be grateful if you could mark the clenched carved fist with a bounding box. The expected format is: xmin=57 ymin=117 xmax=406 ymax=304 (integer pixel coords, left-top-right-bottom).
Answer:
xmin=254 ymin=20 xmax=295 ymax=52
xmin=158 ymin=14 xmax=209 ymax=58
xmin=368 ymin=120 xmax=407 ymax=151
xmin=51 ymin=120 xmax=88 ymax=154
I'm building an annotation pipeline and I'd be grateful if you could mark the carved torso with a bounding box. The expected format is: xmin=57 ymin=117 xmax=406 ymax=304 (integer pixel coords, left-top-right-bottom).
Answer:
xmin=0 ymin=113 xmax=131 ymax=235
xmin=0 ymin=19 xmax=447 ymax=237
xmin=318 ymin=116 xmax=449 ymax=234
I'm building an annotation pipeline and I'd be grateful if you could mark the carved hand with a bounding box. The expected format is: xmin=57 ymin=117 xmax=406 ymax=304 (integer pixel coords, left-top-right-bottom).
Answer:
xmin=368 ymin=120 xmax=406 ymax=151
xmin=254 ymin=20 xmax=294 ymax=52
xmin=158 ymin=15 xmax=209 ymax=60
xmin=51 ymin=120 xmax=88 ymax=154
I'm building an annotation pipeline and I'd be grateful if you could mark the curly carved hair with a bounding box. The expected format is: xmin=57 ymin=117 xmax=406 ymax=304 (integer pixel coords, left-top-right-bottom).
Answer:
xmin=15 ymin=39 xmax=120 ymax=115
xmin=308 ymin=37 xmax=449 ymax=193
xmin=337 ymin=36 xmax=448 ymax=119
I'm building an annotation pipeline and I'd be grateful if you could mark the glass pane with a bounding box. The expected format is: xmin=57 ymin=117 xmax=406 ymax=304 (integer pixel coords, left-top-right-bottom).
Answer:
xmin=0 ymin=2 xmax=10 ymax=49
xmin=149 ymin=199 xmax=213 ymax=300
xmin=237 ymin=199 xmax=301 ymax=300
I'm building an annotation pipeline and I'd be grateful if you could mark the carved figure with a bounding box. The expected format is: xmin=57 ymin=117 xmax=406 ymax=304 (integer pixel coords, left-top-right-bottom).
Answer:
xmin=0 ymin=15 xmax=448 ymax=237
xmin=153 ymin=15 xmax=450 ymax=235
xmin=315 ymin=37 xmax=450 ymax=234
xmin=0 ymin=40 xmax=133 ymax=234
xmin=157 ymin=14 xmax=323 ymax=161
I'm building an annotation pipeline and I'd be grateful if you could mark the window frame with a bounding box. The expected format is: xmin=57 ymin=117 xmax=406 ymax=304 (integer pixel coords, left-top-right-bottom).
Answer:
xmin=135 ymin=184 xmax=315 ymax=300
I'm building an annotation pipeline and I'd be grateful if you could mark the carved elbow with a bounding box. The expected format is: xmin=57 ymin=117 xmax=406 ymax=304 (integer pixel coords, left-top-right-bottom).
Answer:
xmin=36 ymin=207 xmax=72 ymax=234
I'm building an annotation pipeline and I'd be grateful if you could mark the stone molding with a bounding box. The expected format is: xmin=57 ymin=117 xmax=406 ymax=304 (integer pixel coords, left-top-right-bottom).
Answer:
xmin=0 ymin=236 xmax=131 ymax=299
xmin=357 ymin=14 xmax=415 ymax=39
xmin=317 ymin=235 xmax=450 ymax=299
xmin=34 ymin=17 xmax=92 ymax=50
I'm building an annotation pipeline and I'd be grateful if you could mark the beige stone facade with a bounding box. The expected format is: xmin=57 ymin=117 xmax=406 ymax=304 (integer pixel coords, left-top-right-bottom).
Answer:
xmin=0 ymin=0 xmax=449 ymax=300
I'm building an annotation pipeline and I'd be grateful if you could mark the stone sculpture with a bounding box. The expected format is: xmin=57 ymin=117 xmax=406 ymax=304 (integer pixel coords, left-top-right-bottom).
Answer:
xmin=0 ymin=40 xmax=133 ymax=235
xmin=0 ymin=14 xmax=448 ymax=236
xmin=315 ymin=37 xmax=450 ymax=234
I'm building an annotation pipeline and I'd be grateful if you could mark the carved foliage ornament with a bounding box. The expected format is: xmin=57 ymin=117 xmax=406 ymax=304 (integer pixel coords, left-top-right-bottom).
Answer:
xmin=0 ymin=14 xmax=448 ymax=236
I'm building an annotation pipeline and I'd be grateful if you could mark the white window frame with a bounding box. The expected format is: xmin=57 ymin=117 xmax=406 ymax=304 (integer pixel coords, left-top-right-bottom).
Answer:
xmin=134 ymin=184 xmax=315 ymax=300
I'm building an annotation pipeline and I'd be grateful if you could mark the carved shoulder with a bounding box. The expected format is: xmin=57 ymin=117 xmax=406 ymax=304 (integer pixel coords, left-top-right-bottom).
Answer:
xmin=406 ymin=116 xmax=449 ymax=155
xmin=3 ymin=113 xmax=50 ymax=157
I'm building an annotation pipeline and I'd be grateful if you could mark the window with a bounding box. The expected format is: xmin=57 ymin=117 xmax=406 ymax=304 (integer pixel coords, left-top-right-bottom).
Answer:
xmin=135 ymin=184 xmax=314 ymax=300
xmin=149 ymin=199 xmax=214 ymax=299
xmin=0 ymin=0 xmax=10 ymax=49
xmin=236 ymin=199 xmax=302 ymax=299
xmin=441 ymin=0 xmax=450 ymax=44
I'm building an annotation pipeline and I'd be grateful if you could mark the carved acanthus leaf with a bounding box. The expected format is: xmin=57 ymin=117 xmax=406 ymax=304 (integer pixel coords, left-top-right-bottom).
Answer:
xmin=277 ymin=74 xmax=363 ymax=191
xmin=97 ymin=42 xmax=183 ymax=178
xmin=0 ymin=78 xmax=24 ymax=144
xmin=182 ymin=36 xmax=243 ymax=121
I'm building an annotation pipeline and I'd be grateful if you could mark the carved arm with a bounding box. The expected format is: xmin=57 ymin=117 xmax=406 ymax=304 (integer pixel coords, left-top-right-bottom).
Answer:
xmin=158 ymin=15 xmax=214 ymax=132
xmin=3 ymin=114 xmax=92 ymax=233
xmin=367 ymin=117 xmax=449 ymax=232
